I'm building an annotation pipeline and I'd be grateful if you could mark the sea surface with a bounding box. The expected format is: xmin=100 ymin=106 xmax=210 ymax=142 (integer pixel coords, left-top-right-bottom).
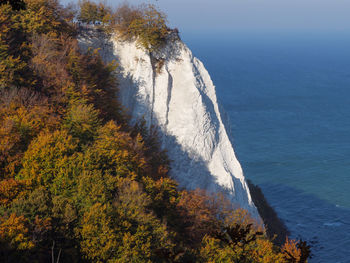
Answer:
xmin=184 ymin=32 xmax=350 ymax=263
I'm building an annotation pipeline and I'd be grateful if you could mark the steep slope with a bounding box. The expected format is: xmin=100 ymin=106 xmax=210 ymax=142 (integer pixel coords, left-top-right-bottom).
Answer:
xmin=79 ymin=31 xmax=259 ymax=218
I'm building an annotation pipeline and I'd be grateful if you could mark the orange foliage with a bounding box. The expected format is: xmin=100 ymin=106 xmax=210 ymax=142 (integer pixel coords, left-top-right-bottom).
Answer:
xmin=282 ymin=238 xmax=304 ymax=263
xmin=0 ymin=179 xmax=25 ymax=206
xmin=33 ymin=216 xmax=52 ymax=243
xmin=0 ymin=214 xmax=34 ymax=250
xmin=0 ymin=88 xmax=60 ymax=176
xmin=177 ymin=189 xmax=221 ymax=244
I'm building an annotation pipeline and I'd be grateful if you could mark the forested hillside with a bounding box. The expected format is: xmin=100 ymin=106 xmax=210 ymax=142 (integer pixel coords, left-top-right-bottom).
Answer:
xmin=0 ymin=0 xmax=310 ymax=262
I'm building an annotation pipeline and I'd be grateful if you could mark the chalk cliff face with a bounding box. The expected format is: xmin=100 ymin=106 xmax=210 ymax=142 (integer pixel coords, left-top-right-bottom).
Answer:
xmin=79 ymin=31 xmax=259 ymax=218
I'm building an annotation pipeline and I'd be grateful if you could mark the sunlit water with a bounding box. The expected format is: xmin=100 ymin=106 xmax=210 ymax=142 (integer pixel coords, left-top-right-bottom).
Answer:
xmin=184 ymin=32 xmax=350 ymax=262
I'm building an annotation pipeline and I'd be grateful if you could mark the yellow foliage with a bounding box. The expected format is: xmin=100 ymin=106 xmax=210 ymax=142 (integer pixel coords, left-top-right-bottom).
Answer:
xmin=0 ymin=92 xmax=59 ymax=176
xmin=249 ymin=238 xmax=285 ymax=263
xmin=282 ymin=238 xmax=303 ymax=262
xmin=90 ymin=121 xmax=146 ymax=178
xmin=0 ymin=213 xmax=34 ymax=250
xmin=79 ymin=203 xmax=119 ymax=262
xmin=19 ymin=129 xmax=78 ymax=185
xmin=21 ymin=0 xmax=72 ymax=37
xmin=200 ymin=235 xmax=239 ymax=263
xmin=0 ymin=4 xmax=30 ymax=87
xmin=0 ymin=179 xmax=25 ymax=206
xmin=114 ymin=4 xmax=169 ymax=52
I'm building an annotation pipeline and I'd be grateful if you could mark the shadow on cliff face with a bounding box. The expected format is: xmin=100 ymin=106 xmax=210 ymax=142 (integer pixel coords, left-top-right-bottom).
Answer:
xmin=121 ymin=48 xmax=258 ymax=218
xmin=137 ymin=118 xmax=257 ymax=218
xmin=152 ymin=32 xmax=183 ymax=61
xmin=117 ymin=75 xmax=256 ymax=216
xmin=78 ymin=29 xmax=116 ymax=64
xmin=257 ymin=183 xmax=350 ymax=263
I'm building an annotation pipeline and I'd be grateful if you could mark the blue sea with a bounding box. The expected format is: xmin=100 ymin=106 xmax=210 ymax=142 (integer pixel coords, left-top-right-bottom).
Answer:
xmin=184 ymin=32 xmax=350 ymax=262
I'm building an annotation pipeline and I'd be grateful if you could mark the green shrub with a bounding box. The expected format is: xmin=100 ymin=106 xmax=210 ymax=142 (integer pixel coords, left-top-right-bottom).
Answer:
xmin=77 ymin=0 xmax=111 ymax=25
xmin=114 ymin=4 xmax=169 ymax=52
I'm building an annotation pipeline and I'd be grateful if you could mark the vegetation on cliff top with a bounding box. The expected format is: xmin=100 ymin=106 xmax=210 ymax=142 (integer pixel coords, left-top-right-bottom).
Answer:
xmin=78 ymin=0 xmax=171 ymax=52
xmin=0 ymin=0 xmax=310 ymax=262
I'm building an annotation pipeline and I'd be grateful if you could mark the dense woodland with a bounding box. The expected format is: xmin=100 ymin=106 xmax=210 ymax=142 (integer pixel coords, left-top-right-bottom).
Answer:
xmin=0 ymin=0 xmax=311 ymax=262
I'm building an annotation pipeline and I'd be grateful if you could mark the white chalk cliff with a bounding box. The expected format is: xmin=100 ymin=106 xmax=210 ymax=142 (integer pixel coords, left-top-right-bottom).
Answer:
xmin=79 ymin=31 xmax=259 ymax=218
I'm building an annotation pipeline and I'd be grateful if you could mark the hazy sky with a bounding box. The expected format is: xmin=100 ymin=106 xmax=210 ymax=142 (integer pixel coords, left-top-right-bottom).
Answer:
xmin=62 ymin=0 xmax=350 ymax=35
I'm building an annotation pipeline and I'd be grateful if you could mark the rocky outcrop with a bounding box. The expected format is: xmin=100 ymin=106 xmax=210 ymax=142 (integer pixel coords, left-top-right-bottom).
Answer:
xmin=78 ymin=31 xmax=259 ymax=218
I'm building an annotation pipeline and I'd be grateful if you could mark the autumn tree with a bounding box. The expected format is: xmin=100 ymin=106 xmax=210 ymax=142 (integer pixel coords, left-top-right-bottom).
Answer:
xmin=0 ymin=4 xmax=31 ymax=88
xmin=78 ymin=0 xmax=111 ymax=24
xmin=0 ymin=88 xmax=59 ymax=176
xmin=114 ymin=4 xmax=169 ymax=52
xmin=282 ymin=238 xmax=311 ymax=263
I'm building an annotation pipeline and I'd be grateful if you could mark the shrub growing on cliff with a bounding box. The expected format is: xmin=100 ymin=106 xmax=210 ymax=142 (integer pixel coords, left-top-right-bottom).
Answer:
xmin=114 ymin=4 xmax=169 ymax=52
xmin=77 ymin=0 xmax=112 ymax=25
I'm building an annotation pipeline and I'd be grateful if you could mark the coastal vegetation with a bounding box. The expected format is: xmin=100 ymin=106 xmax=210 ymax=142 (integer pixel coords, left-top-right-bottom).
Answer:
xmin=77 ymin=0 xmax=170 ymax=52
xmin=113 ymin=3 xmax=169 ymax=52
xmin=78 ymin=0 xmax=112 ymax=25
xmin=0 ymin=0 xmax=310 ymax=262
